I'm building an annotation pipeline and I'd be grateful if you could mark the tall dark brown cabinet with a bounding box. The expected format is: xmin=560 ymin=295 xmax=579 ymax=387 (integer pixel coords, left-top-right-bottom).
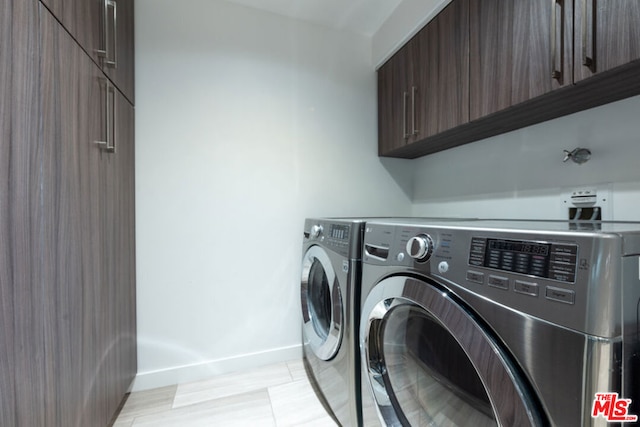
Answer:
xmin=0 ymin=0 xmax=14 ymax=423
xmin=6 ymin=1 xmax=48 ymax=426
xmin=2 ymin=1 xmax=136 ymax=425
xmin=1 ymin=0 xmax=18 ymax=424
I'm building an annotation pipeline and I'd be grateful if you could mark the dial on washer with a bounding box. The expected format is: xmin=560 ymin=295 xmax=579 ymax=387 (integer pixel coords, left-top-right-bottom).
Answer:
xmin=406 ymin=234 xmax=433 ymax=262
xmin=310 ymin=225 xmax=323 ymax=238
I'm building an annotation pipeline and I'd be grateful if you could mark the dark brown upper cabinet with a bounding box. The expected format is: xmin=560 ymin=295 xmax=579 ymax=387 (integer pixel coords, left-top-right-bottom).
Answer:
xmin=378 ymin=41 xmax=419 ymax=154
xmin=379 ymin=0 xmax=640 ymax=159
xmin=471 ymin=0 xmax=640 ymax=118
xmin=417 ymin=0 xmax=469 ymax=137
xmin=39 ymin=0 xmax=135 ymax=104
xmin=469 ymin=0 xmax=573 ymax=120
xmin=378 ymin=0 xmax=469 ymax=156
xmin=573 ymin=0 xmax=640 ymax=82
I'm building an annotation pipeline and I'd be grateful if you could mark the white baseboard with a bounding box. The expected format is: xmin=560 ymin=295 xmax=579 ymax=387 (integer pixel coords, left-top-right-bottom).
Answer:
xmin=130 ymin=344 xmax=303 ymax=392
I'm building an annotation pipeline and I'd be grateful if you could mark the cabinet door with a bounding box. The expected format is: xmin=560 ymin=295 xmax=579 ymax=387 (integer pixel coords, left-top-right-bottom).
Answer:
xmin=40 ymin=0 xmax=134 ymax=104
xmin=379 ymin=1 xmax=469 ymax=155
xmin=415 ymin=0 xmax=469 ymax=138
xmin=0 ymin=0 xmax=16 ymax=422
xmin=377 ymin=57 xmax=396 ymax=155
xmin=378 ymin=43 xmax=415 ymax=154
xmin=103 ymin=0 xmax=135 ymax=104
xmin=108 ymin=90 xmax=137 ymax=419
xmin=39 ymin=0 xmax=103 ymax=66
xmin=40 ymin=5 xmax=113 ymax=426
xmin=99 ymin=87 xmax=136 ymax=422
xmin=10 ymin=1 xmax=48 ymax=426
xmin=469 ymin=0 xmax=573 ymax=120
xmin=574 ymin=0 xmax=640 ymax=82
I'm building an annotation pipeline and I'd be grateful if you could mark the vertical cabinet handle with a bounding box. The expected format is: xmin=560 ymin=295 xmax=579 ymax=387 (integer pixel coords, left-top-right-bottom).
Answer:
xmin=401 ymin=87 xmax=419 ymax=140
xmin=105 ymin=0 xmax=118 ymax=68
xmin=98 ymin=0 xmax=118 ymax=69
xmin=96 ymin=80 xmax=117 ymax=153
xmin=411 ymin=86 xmax=418 ymax=136
xmin=107 ymin=83 xmax=117 ymax=153
xmin=402 ymin=91 xmax=409 ymax=139
xmin=582 ymin=0 xmax=595 ymax=68
xmin=551 ymin=0 xmax=563 ymax=80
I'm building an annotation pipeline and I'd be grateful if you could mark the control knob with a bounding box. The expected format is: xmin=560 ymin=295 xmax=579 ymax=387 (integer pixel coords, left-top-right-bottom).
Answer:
xmin=310 ymin=225 xmax=323 ymax=239
xmin=406 ymin=234 xmax=433 ymax=262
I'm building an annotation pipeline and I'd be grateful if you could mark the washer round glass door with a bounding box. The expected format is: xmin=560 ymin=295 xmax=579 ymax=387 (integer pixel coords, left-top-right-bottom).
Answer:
xmin=361 ymin=276 xmax=543 ymax=427
xmin=301 ymin=245 xmax=343 ymax=361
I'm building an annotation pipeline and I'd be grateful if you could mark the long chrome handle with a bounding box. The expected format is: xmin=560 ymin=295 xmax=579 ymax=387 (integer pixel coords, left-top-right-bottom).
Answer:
xmin=104 ymin=0 xmax=118 ymax=68
xmin=97 ymin=0 xmax=117 ymax=67
xmin=551 ymin=0 xmax=563 ymax=80
xmin=96 ymin=0 xmax=107 ymax=57
xmin=96 ymin=80 xmax=116 ymax=153
xmin=582 ymin=0 xmax=595 ymax=68
xmin=402 ymin=91 xmax=409 ymax=139
xmin=107 ymin=83 xmax=117 ymax=153
xmin=411 ymin=86 xmax=418 ymax=136
xmin=96 ymin=81 xmax=109 ymax=151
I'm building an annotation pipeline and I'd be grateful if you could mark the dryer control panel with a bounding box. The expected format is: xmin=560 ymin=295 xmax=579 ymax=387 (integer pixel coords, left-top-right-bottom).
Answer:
xmin=468 ymin=237 xmax=578 ymax=283
xmin=361 ymin=218 xmax=635 ymax=338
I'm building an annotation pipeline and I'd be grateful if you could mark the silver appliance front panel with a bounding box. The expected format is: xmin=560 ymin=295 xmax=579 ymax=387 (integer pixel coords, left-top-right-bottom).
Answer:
xmin=360 ymin=219 xmax=640 ymax=427
xmin=301 ymin=218 xmax=364 ymax=427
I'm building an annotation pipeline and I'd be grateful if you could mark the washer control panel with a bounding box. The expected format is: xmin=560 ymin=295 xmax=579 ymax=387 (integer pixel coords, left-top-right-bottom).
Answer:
xmin=305 ymin=219 xmax=363 ymax=259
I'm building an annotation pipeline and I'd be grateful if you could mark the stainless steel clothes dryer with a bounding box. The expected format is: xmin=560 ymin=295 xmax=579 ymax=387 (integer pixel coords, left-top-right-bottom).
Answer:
xmin=301 ymin=218 xmax=364 ymax=427
xmin=360 ymin=219 xmax=640 ymax=427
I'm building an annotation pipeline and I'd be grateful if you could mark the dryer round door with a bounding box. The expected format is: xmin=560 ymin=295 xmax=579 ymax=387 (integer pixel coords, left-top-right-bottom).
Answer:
xmin=301 ymin=246 xmax=343 ymax=361
xmin=361 ymin=276 xmax=544 ymax=427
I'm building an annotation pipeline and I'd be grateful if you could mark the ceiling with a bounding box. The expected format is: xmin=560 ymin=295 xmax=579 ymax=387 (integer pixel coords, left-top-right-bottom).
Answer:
xmin=221 ymin=0 xmax=403 ymax=37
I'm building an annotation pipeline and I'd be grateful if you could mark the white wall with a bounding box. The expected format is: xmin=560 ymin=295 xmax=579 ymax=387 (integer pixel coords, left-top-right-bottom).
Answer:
xmin=135 ymin=0 xmax=640 ymax=391
xmin=134 ymin=0 xmax=412 ymax=390
xmin=411 ymin=95 xmax=640 ymax=220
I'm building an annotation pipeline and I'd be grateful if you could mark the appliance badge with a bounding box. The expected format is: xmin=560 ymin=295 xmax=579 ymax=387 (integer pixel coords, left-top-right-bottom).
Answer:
xmin=342 ymin=260 xmax=349 ymax=273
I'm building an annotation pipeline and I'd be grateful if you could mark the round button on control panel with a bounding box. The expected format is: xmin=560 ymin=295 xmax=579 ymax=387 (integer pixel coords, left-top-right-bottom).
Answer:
xmin=438 ymin=261 xmax=449 ymax=274
xmin=406 ymin=234 xmax=433 ymax=262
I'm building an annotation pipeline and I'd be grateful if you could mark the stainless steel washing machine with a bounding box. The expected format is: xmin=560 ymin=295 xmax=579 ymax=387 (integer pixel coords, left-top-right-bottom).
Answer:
xmin=301 ymin=218 xmax=364 ymax=426
xmin=360 ymin=219 xmax=640 ymax=427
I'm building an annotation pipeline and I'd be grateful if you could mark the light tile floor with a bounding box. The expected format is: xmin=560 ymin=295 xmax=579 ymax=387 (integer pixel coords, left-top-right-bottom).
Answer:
xmin=113 ymin=360 xmax=339 ymax=426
